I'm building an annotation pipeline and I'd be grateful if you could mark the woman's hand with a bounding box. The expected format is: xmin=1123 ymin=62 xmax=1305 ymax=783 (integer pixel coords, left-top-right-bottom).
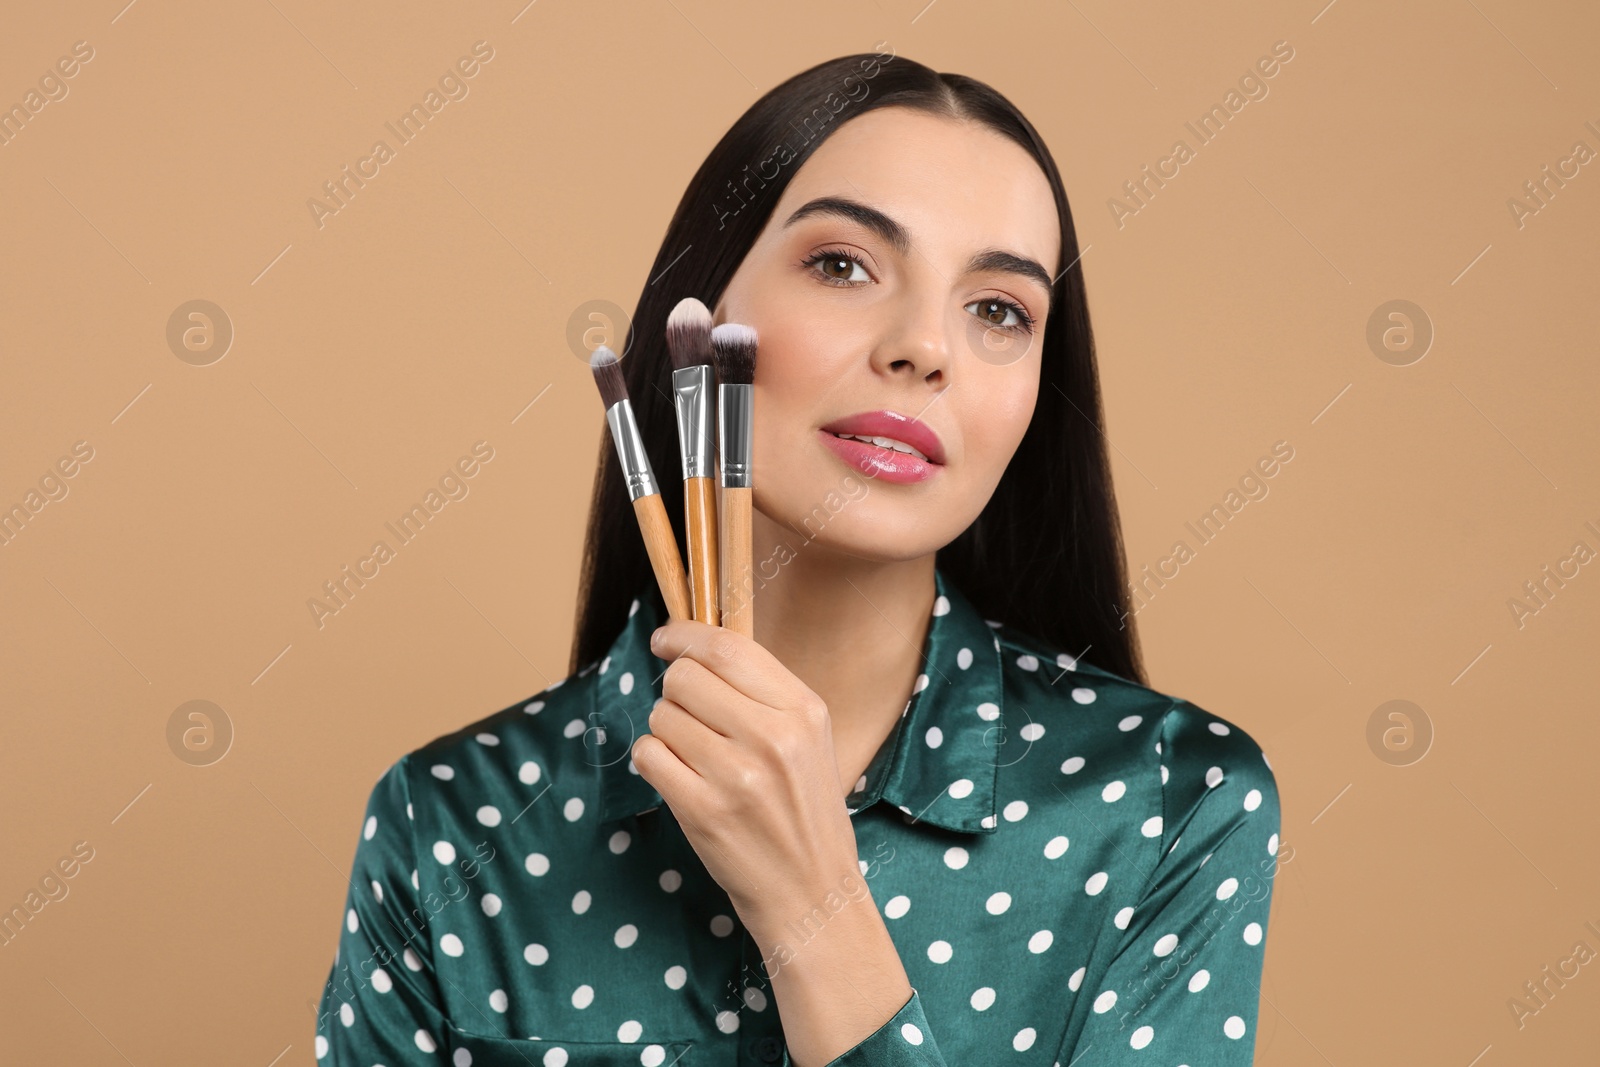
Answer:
xmin=631 ymin=618 xmax=863 ymax=942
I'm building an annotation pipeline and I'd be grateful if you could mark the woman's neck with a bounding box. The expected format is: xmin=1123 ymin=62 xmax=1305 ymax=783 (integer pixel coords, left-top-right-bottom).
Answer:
xmin=745 ymin=510 xmax=938 ymax=794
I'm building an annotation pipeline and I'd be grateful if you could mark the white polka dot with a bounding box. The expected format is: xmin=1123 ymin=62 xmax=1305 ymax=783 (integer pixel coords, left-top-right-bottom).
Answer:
xmin=976 ymin=702 xmax=1000 ymax=721
xmin=609 ymin=830 xmax=632 ymax=854
xmin=743 ymin=986 xmax=768 ymax=1011
xmin=1069 ymin=966 xmax=1085 ymax=991
xmin=1210 ymin=721 xmax=1232 ymax=735
xmin=971 ymin=986 xmax=996 ymax=1010
xmin=1057 ymin=651 xmax=1077 ymax=670
xmin=1244 ymin=788 xmax=1262 ymax=811
xmin=1141 ymin=815 xmax=1163 ymax=837
xmin=345 ymin=908 xmax=358 ymax=933
xmin=1224 ymin=1015 xmax=1246 ymax=1038
xmin=1060 ymin=756 xmax=1085 ymax=774
xmin=1019 ymin=722 xmax=1044 ymax=741
xmin=1093 ymin=989 xmax=1118 ymax=1013
xmin=403 ymin=947 xmax=422 ymax=971
xmin=489 ymin=988 xmax=508 ymax=1012
xmin=480 ymin=893 xmax=502 ymax=917
xmin=1160 ymin=765 xmax=1169 ymax=784
xmin=928 ymin=940 xmax=953 ymax=963
xmin=944 ymin=846 xmax=969 ymax=870
xmin=315 ymin=1035 xmax=329 ymax=1059
xmin=454 ymin=1049 xmax=472 ymax=1067
xmin=432 ymin=841 xmax=456 ymax=864
xmin=925 ymin=726 xmax=944 ymax=748
xmin=1117 ymin=715 xmax=1142 ymax=731
xmin=572 ymin=890 xmax=592 ymax=914
xmin=1205 ymin=766 xmax=1224 ymax=788
xmin=563 ymin=797 xmax=585 ymax=821
xmin=1015 ymin=653 xmax=1038 ymax=671
xmin=518 ymin=761 xmax=542 ymax=784
xmin=640 ymin=1047 xmax=665 ymax=1067
xmin=1003 ymin=800 xmax=1029 ymax=822
xmin=704 ymin=914 xmax=733 ymax=937
xmin=439 ymin=933 xmax=463 ymax=957
xmin=1244 ymin=921 xmax=1263 ymax=945
xmin=572 ymin=984 xmax=594 ymax=1009
xmin=1101 ymin=780 xmax=1126 ymax=802
xmin=415 ymin=1029 xmax=437 ymax=1052
xmin=664 ymin=965 xmax=687 ymax=989
xmin=1028 ymin=929 xmax=1053 ymax=953
xmin=524 ymin=943 xmax=548 ymax=965
xmin=1044 ymin=835 xmax=1070 ymax=859
xmin=913 ymin=673 xmax=929 ymax=693
xmin=339 ymin=1002 xmax=354 ymax=1026
xmin=1114 ymin=906 xmax=1134 ymax=929
xmin=986 ymin=891 xmax=1012 ymax=914
xmin=901 ymin=1022 xmax=924 ymax=1045
xmin=525 ymin=852 xmax=550 ymax=876
xmin=477 ymin=805 xmax=502 ymax=827
xmin=430 ymin=764 xmax=455 ymax=780
xmin=957 ymin=647 xmax=973 ymax=669
xmin=618 ymin=1020 xmax=643 ymax=1042
xmin=1189 ymin=969 xmax=1211 ymax=992
xmin=659 ymin=869 xmax=682 ymax=892
xmin=885 ymin=895 xmax=911 ymax=919
xmin=1085 ymin=871 xmax=1109 ymax=895
xmin=715 ymin=1010 xmax=739 ymax=1033
xmin=933 ymin=595 xmax=950 ymax=616
xmin=1154 ymin=933 xmax=1179 ymax=956
xmin=1268 ymin=832 xmax=1279 ymax=855
xmin=949 ymin=778 xmax=974 ymax=799
xmin=475 ymin=732 xmax=499 ymax=746
xmin=1216 ymin=877 xmax=1239 ymax=900
xmin=615 ymin=924 xmax=638 ymax=948
xmin=363 ymin=815 xmax=377 ymax=840
xmin=1131 ymin=1025 xmax=1153 ymax=1049
xmin=544 ymin=1049 xmax=568 ymax=1067
xmin=1013 ymin=1028 xmax=1036 ymax=1051
xmin=563 ymin=719 xmax=586 ymax=738
xmin=619 ymin=672 xmax=634 ymax=695
xmin=1071 ymin=687 xmax=1097 ymax=704
xmin=370 ymin=879 xmax=383 ymax=903
xmin=524 ymin=700 xmax=544 ymax=715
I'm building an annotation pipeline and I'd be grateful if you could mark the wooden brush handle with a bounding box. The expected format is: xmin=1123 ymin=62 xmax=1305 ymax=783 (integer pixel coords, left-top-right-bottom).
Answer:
xmin=633 ymin=494 xmax=692 ymax=622
xmin=685 ymin=476 xmax=719 ymax=625
xmin=720 ymin=485 xmax=753 ymax=637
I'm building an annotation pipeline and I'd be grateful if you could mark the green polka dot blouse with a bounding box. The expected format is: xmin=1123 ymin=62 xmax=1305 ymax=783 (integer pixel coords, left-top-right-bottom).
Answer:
xmin=318 ymin=566 xmax=1282 ymax=1065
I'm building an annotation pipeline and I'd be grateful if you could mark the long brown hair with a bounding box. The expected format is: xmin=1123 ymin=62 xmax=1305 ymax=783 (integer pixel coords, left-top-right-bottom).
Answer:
xmin=569 ymin=51 xmax=1146 ymax=686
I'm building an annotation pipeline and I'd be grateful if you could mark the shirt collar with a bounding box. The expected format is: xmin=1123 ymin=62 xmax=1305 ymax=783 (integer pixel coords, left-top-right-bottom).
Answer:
xmin=588 ymin=567 xmax=1004 ymax=835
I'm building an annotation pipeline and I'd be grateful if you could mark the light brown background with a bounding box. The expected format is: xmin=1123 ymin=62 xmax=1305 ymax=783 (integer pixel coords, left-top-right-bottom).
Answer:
xmin=3 ymin=0 xmax=1597 ymax=1062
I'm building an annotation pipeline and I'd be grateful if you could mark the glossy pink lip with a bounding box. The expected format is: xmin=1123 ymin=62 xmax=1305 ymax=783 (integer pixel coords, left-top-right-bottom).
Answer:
xmin=820 ymin=410 xmax=946 ymax=464
xmin=817 ymin=410 xmax=946 ymax=484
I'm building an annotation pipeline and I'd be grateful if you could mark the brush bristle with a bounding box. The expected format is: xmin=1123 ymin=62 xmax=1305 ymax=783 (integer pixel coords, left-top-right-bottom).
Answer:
xmin=710 ymin=323 xmax=757 ymax=385
xmin=666 ymin=298 xmax=715 ymax=371
xmin=589 ymin=345 xmax=628 ymax=409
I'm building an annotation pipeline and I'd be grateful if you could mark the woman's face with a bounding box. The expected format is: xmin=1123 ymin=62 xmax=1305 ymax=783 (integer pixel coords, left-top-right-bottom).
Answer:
xmin=714 ymin=106 xmax=1062 ymax=564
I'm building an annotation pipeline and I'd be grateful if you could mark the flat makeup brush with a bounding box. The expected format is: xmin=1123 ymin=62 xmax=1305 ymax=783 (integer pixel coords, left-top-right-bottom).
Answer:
xmin=589 ymin=345 xmax=692 ymax=622
xmin=665 ymin=299 xmax=719 ymax=626
xmin=711 ymin=323 xmax=757 ymax=638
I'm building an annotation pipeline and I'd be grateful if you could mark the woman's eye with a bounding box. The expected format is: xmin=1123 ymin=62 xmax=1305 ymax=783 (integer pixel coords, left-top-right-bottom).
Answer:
xmin=803 ymin=249 xmax=871 ymax=285
xmin=965 ymin=298 xmax=1036 ymax=335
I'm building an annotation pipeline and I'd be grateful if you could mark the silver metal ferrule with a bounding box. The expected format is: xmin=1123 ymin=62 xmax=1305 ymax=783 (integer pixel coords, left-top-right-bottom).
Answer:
xmin=718 ymin=383 xmax=753 ymax=488
xmin=671 ymin=364 xmax=714 ymax=480
xmin=605 ymin=399 xmax=658 ymax=501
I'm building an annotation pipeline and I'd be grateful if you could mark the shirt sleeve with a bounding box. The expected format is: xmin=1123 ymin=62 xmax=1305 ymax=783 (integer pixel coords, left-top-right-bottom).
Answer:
xmin=315 ymin=754 xmax=451 ymax=1063
xmin=781 ymin=987 xmax=947 ymax=1066
xmin=1055 ymin=700 xmax=1283 ymax=1065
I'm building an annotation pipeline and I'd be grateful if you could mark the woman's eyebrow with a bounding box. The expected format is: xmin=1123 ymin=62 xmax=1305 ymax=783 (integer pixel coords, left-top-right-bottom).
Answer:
xmin=783 ymin=195 xmax=1055 ymax=305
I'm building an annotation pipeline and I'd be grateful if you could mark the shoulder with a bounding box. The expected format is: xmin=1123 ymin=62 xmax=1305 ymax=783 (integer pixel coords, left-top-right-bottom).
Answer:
xmin=990 ymin=620 xmax=1280 ymax=819
xmin=355 ymin=659 xmax=609 ymax=840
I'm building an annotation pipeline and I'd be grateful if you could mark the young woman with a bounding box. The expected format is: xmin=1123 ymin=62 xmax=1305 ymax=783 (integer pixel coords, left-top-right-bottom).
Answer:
xmin=317 ymin=50 xmax=1282 ymax=1067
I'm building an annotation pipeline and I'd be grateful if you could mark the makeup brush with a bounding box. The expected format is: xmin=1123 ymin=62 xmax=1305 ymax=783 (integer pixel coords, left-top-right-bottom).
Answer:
xmin=589 ymin=345 xmax=692 ymax=622
xmin=711 ymin=323 xmax=757 ymax=638
xmin=665 ymin=299 xmax=719 ymax=626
